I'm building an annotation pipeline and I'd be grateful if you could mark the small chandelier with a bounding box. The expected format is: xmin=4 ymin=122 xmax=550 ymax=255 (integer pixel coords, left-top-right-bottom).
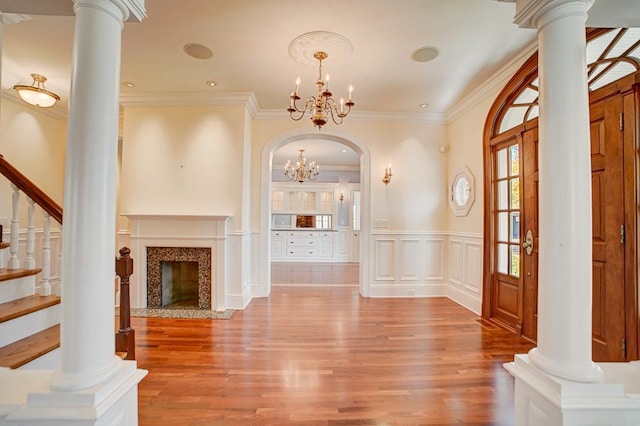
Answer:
xmin=13 ymin=74 xmax=60 ymax=108
xmin=287 ymin=51 xmax=354 ymax=130
xmin=284 ymin=149 xmax=319 ymax=183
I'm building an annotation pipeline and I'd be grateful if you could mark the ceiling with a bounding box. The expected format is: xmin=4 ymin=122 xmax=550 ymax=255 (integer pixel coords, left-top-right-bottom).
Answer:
xmin=0 ymin=0 xmax=637 ymax=167
xmin=0 ymin=0 xmax=539 ymax=116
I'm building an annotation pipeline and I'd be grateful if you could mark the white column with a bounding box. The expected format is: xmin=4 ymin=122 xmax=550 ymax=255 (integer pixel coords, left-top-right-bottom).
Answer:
xmin=51 ymin=0 xmax=130 ymax=391
xmin=524 ymin=0 xmax=602 ymax=382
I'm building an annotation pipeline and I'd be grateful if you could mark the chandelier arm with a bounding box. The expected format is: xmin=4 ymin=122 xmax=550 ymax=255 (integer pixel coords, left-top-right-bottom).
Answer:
xmin=324 ymin=97 xmax=346 ymax=125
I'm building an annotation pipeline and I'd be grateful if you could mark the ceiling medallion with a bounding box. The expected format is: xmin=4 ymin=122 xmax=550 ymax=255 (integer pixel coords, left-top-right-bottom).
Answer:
xmin=288 ymin=31 xmax=353 ymax=65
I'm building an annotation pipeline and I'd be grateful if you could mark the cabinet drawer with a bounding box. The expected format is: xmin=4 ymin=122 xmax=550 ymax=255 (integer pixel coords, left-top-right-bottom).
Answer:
xmin=288 ymin=238 xmax=316 ymax=246
xmin=287 ymin=248 xmax=317 ymax=257
xmin=272 ymin=231 xmax=285 ymax=238
xmin=288 ymin=231 xmax=318 ymax=238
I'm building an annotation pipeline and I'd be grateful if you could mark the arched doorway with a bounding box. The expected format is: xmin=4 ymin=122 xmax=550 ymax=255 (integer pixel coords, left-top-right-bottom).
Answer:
xmin=482 ymin=28 xmax=640 ymax=361
xmin=258 ymin=127 xmax=372 ymax=298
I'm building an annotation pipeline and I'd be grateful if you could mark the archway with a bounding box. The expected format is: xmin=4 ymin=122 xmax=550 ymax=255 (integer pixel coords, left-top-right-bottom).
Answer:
xmin=258 ymin=127 xmax=371 ymax=298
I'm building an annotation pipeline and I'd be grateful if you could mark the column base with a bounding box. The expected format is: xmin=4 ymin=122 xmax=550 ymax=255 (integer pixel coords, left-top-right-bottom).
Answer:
xmin=0 ymin=361 xmax=147 ymax=426
xmin=505 ymin=354 xmax=640 ymax=425
xmin=528 ymin=347 xmax=603 ymax=382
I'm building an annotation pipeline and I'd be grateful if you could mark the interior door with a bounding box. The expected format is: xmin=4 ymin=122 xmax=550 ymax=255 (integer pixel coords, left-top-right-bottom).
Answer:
xmin=590 ymin=94 xmax=626 ymax=362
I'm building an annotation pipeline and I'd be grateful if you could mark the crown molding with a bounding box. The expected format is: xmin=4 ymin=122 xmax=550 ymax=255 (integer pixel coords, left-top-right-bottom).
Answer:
xmin=119 ymin=91 xmax=258 ymax=108
xmin=445 ymin=39 xmax=538 ymax=123
xmin=0 ymin=13 xmax=31 ymax=25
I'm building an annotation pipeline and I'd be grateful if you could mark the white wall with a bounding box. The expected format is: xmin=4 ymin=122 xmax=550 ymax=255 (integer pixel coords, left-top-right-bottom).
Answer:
xmin=119 ymin=105 xmax=248 ymax=232
xmin=0 ymin=97 xmax=66 ymax=223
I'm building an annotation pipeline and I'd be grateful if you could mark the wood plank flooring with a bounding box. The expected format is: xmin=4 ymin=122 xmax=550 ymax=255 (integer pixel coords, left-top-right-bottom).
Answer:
xmin=134 ymin=285 xmax=534 ymax=425
xmin=271 ymin=262 xmax=359 ymax=286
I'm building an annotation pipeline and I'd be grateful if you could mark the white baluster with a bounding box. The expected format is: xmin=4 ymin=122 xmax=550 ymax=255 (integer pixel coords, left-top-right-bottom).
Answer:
xmin=8 ymin=184 xmax=20 ymax=270
xmin=40 ymin=212 xmax=51 ymax=296
xmin=58 ymin=224 xmax=63 ymax=296
xmin=24 ymin=197 xmax=36 ymax=269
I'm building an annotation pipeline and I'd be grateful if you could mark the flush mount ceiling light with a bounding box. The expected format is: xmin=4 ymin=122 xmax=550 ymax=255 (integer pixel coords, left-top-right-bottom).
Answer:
xmin=13 ymin=73 xmax=60 ymax=108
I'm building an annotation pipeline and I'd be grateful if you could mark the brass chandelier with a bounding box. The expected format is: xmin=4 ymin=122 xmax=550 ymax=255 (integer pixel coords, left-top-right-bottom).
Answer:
xmin=287 ymin=51 xmax=354 ymax=130
xmin=284 ymin=149 xmax=319 ymax=183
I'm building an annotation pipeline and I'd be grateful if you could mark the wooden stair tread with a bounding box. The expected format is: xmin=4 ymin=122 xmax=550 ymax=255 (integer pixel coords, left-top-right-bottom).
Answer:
xmin=0 ymin=294 xmax=60 ymax=323
xmin=0 ymin=268 xmax=41 ymax=282
xmin=0 ymin=324 xmax=59 ymax=369
xmin=0 ymin=242 xmax=9 ymax=250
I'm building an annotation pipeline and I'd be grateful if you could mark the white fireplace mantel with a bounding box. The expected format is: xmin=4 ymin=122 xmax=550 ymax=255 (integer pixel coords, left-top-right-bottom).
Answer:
xmin=123 ymin=214 xmax=230 ymax=311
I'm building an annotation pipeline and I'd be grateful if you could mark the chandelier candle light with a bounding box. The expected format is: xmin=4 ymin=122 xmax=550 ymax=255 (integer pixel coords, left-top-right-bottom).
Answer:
xmin=287 ymin=51 xmax=354 ymax=130
xmin=284 ymin=149 xmax=320 ymax=183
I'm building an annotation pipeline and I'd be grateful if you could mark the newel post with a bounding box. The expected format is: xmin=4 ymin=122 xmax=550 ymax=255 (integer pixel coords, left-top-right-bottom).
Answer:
xmin=115 ymin=246 xmax=135 ymax=360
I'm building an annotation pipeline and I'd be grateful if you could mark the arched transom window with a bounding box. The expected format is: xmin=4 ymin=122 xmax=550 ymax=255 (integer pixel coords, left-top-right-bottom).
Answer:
xmin=497 ymin=28 xmax=640 ymax=135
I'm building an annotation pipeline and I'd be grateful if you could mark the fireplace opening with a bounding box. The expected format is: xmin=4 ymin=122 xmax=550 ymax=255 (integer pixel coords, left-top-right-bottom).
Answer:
xmin=161 ymin=261 xmax=199 ymax=308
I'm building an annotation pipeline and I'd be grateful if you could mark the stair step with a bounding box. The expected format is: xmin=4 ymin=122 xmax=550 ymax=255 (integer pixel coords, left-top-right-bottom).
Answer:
xmin=0 ymin=324 xmax=59 ymax=369
xmin=0 ymin=295 xmax=60 ymax=324
xmin=0 ymin=268 xmax=41 ymax=283
xmin=0 ymin=242 xmax=8 ymax=250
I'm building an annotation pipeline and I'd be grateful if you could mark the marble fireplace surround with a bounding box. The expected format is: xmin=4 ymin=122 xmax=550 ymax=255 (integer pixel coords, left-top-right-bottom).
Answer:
xmin=147 ymin=246 xmax=211 ymax=309
xmin=124 ymin=214 xmax=229 ymax=311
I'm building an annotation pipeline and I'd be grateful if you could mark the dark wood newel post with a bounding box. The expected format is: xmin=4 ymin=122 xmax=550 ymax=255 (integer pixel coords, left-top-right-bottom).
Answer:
xmin=115 ymin=246 xmax=135 ymax=360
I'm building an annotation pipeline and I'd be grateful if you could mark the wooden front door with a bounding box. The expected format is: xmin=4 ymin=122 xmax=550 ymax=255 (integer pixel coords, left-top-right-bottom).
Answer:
xmin=487 ymin=123 xmax=539 ymax=343
xmin=590 ymin=94 xmax=626 ymax=361
xmin=486 ymin=89 xmax=634 ymax=361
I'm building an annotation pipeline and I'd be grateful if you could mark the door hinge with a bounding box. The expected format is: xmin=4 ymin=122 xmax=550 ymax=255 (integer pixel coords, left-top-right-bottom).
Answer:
xmin=620 ymin=112 xmax=624 ymax=131
xmin=623 ymin=338 xmax=627 ymax=358
xmin=620 ymin=224 xmax=625 ymax=243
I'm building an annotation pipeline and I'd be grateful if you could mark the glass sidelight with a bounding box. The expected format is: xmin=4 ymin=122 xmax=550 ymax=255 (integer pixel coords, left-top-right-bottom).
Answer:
xmin=495 ymin=144 xmax=521 ymax=278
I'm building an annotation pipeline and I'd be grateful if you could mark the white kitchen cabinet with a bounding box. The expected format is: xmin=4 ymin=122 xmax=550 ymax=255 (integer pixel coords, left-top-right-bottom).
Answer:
xmin=271 ymin=230 xmax=335 ymax=262
xmin=271 ymin=231 xmax=286 ymax=257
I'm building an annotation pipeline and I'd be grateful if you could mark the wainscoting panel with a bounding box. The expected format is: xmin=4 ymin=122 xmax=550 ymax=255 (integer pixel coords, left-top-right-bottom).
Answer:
xmin=370 ymin=232 xmax=447 ymax=297
xmin=400 ymin=238 xmax=420 ymax=281
xmin=424 ymin=239 xmax=445 ymax=281
xmin=463 ymin=242 xmax=482 ymax=293
xmin=448 ymin=240 xmax=463 ymax=286
xmin=446 ymin=233 xmax=483 ymax=314
xmin=374 ymin=238 xmax=396 ymax=281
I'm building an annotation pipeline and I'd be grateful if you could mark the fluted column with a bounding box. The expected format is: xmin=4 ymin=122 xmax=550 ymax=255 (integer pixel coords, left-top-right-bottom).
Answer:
xmin=51 ymin=0 xmax=130 ymax=391
xmin=516 ymin=0 xmax=602 ymax=382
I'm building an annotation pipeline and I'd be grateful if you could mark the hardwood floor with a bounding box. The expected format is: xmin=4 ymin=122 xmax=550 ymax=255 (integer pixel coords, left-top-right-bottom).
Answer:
xmin=134 ymin=285 xmax=534 ymax=425
xmin=271 ymin=262 xmax=359 ymax=286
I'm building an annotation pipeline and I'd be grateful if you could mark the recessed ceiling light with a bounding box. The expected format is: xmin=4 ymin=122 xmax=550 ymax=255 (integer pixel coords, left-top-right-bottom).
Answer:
xmin=411 ymin=46 xmax=439 ymax=63
xmin=183 ymin=43 xmax=213 ymax=60
xmin=420 ymin=103 xmax=429 ymax=108
xmin=122 ymin=81 xmax=135 ymax=88
xmin=205 ymin=81 xmax=217 ymax=87
xmin=342 ymin=149 xmax=347 ymax=153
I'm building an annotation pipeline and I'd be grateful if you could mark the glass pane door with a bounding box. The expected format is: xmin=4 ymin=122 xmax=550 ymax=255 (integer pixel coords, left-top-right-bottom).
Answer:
xmin=495 ymin=143 xmax=521 ymax=278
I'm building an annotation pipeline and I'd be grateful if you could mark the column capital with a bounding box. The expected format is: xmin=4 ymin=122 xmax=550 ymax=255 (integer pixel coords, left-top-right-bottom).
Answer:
xmin=73 ymin=0 xmax=146 ymax=23
xmin=513 ymin=0 xmax=594 ymax=29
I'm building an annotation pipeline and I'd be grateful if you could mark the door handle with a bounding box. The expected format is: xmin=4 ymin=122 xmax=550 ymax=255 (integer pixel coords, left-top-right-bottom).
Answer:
xmin=522 ymin=229 xmax=534 ymax=255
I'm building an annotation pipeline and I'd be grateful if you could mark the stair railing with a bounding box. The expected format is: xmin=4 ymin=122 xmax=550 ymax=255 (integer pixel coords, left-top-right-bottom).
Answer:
xmin=0 ymin=154 xmax=63 ymax=296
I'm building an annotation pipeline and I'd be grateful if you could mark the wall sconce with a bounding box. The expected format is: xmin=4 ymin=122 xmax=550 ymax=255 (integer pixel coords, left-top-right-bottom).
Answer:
xmin=383 ymin=164 xmax=392 ymax=185
xmin=339 ymin=191 xmax=344 ymax=202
